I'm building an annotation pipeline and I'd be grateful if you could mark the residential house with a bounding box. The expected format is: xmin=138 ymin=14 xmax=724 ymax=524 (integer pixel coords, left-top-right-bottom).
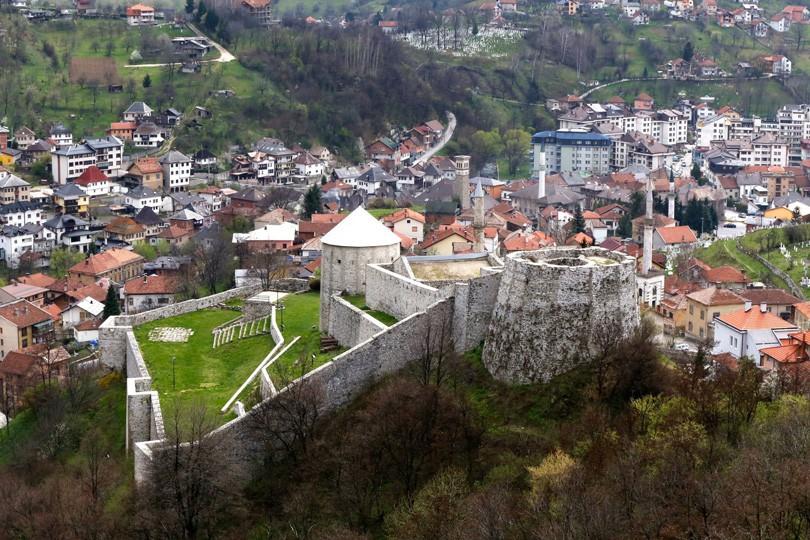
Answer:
xmin=0 ymin=172 xmax=30 ymax=204
xmin=193 ymin=149 xmax=217 ymax=169
xmin=713 ymin=302 xmax=800 ymax=365
xmin=126 ymin=3 xmax=155 ymax=25
xmin=132 ymin=121 xmax=167 ymax=148
xmin=44 ymin=214 xmax=95 ymax=253
xmin=685 ymin=286 xmax=746 ymax=340
xmin=653 ymin=225 xmax=698 ymax=249
xmin=50 ymin=136 xmax=124 ymax=184
xmin=159 ymin=150 xmax=193 ymax=193
xmin=0 ymin=346 xmax=68 ymax=409
xmin=61 ymin=297 xmax=104 ymax=328
xmin=381 ymin=208 xmax=426 ymax=243
xmin=240 ymin=0 xmax=272 ymax=26
xmin=0 ymin=226 xmax=34 ymax=268
xmin=0 ymin=300 xmax=54 ymax=358
xmin=49 ymin=124 xmax=73 ymax=147
xmin=127 ymin=158 xmax=164 ymax=191
xmin=123 ymin=274 xmax=179 ymax=314
xmin=53 ymin=183 xmax=89 ymax=217
xmin=125 ymin=185 xmax=163 ymax=213
xmin=122 ymin=101 xmax=153 ymax=122
xmin=107 ymin=121 xmax=136 ymax=141
xmin=740 ymin=288 xmax=801 ymax=320
xmin=759 ymin=54 xmax=792 ymax=76
xmin=13 ymin=126 xmax=35 ymax=150
xmin=74 ymin=165 xmax=112 ymax=197
xmin=232 ymin=222 xmax=298 ymax=253
xmin=105 ymin=216 xmax=146 ymax=245
xmin=68 ymin=248 xmax=144 ymax=286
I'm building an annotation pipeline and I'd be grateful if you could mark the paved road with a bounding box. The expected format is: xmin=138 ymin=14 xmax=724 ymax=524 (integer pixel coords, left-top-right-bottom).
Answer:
xmin=412 ymin=111 xmax=456 ymax=166
xmin=125 ymin=23 xmax=235 ymax=68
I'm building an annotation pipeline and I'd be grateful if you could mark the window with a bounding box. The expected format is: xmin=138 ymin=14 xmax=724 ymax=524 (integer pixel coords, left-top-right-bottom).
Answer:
xmin=689 ymin=304 xmax=694 ymax=315
xmin=700 ymin=309 xmax=705 ymax=320
xmin=688 ymin=322 xmax=693 ymax=332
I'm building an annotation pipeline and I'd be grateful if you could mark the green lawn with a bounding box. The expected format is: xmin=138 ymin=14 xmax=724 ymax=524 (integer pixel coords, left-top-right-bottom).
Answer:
xmin=134 ymin=308 xmax=277 ymax=423
xmin=267 ymin=292 xmax=344 ymax=387
xmin=342 ymin=294 xmax=398 ymax=326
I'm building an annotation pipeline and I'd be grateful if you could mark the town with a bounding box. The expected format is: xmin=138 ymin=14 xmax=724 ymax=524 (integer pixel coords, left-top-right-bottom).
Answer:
xmin=3 ymin=0 xmax=810 ymax=537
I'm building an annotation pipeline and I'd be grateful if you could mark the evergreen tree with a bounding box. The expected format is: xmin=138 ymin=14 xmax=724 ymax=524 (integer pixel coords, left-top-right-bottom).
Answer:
xmin=691 ymin=162 xmax=705 ymax=185
xmin=196 ymin=0 xmax=207 ymax=22
xmin=185 ymin=0 xmax=194 ymax=14
xmin=683 ymin=41 xmax=694 ymax=63
xmin=103 ymin=285 xmax=121 ymax=318
xmin=303 ymin=184 xmax=322 ymax=218
xmin=573 ymin=206 xmax=586 ymax=233
xmin=142 ymin=74 xmax=151 ymax=88
xmin=629 ymin=191 xmax=645 ymax=218
xmin=617 ymin=213 xmax=632 ymax=238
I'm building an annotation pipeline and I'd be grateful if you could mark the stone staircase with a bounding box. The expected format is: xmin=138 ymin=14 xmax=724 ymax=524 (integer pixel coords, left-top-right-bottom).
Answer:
xmin=320 ymin=336 xmax=339 ymax=354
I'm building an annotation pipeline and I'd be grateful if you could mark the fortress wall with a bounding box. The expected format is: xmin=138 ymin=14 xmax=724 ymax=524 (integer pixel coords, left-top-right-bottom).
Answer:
xmin=328 ymin=294 xmax=388 ymax=349
xmin=365 ymin=263 xmax=449 ymax=320
xmin=452 ymin=270 xmax=503 ymax=351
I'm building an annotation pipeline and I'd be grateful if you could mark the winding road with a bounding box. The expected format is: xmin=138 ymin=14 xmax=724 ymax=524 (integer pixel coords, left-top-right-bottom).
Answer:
xmin=412 ymin=111 xmax=456 ymax=166
xmin=125 ymin=23 xmax=236 ymax=68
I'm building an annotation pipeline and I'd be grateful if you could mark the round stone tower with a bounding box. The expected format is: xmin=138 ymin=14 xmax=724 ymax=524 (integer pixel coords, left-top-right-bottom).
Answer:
xmin=482 ymin=247 xmax=639 ymax=384
xmin=319 ymin=207 xmax=401 ymax=331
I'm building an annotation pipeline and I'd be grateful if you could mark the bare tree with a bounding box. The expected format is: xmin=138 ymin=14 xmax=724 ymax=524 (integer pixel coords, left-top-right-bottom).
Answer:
xmin=247 ymin=354 xmax=325 ymax=465
xmin=143 ymin=403 xmax=243 ymax=539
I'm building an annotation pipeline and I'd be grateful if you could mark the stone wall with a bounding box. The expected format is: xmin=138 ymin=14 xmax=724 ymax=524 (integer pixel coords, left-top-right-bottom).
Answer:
xmin=124 ymin=332 xmax=165 ymax=452
xmin=328 ymin=294 xmax=387 ymax=348
xmin=137 ymin=297 xmax=457 ymax=484
xmin=452 ymin=269 xmax=503 ymax=351
xmin=319 ymin=243 xmax=400 ymax=331
xmin=365 ymin=263 xmax=450 ymax=320
xmin=483 ymin=247 xmax=639 ymax=384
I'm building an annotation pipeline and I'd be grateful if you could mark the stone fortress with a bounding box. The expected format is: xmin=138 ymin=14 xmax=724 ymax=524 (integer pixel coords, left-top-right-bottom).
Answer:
xmin=101 ymin=201 xmax=640 ymax=484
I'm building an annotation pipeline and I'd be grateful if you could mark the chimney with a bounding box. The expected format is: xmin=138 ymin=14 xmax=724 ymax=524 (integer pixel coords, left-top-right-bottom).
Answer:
xmin=744 ymin=301 xmax=752 ymax=312
xmin=760 ymin=302 xmax=767 ymax=313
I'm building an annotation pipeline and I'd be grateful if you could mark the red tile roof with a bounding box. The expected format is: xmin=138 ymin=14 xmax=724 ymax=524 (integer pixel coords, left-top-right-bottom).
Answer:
xmin=75 ymin=165 xmax=108 ymax=186
xmin=382 ymin=208 xmax=426 ymax=225
xmin=17 ymin=273 xmax=56 ymax=289
xmin=0 ymin=300 xmax=52 ymax=328
xmin=69 ymin=248 xmax=143 ymax=277
xmin=704 ymin=265 xmax=748 ymax=284
xmin=687 ymin=286 xmax=746 ymax=306
xmin=123 ymin=274 xmax=178 ymax=295
xmin=717 ymin=308 xmax=797 ymax=330
xmin=656 ymin=225 xmax=697 ymax=245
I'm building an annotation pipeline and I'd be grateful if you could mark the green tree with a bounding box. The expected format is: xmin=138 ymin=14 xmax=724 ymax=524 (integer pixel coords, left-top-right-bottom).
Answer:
xmin=103 ymin=285 xmax=121 ymax=318
xmin=573 ymin=206 xmax=586 ymax=233
xmin=196 ymin=0 xmax=207 ymax=22
xmin=185 ymin=0 xmax=194 ymax=14
xmin=502 ymin=129 xmax=531 ymax=175
xmin=691 ymin=162 xmax=704 ymax=185
xmin=49 ymin=248 xmax=85 ymax=277
xmin=470 ymin=130 xmax=504 ymax=170
xmin=303 ymin=184 xmax=321 ymax=218
xmin=683 ymin=41 xmax=694 ymax=63
xmin=617 ymin=212 xmax=632 ymax=238
xmin=134 ymin=242 xmax=158 ymax=261
xmin=142 ymin=73 xmax=151 ymax=88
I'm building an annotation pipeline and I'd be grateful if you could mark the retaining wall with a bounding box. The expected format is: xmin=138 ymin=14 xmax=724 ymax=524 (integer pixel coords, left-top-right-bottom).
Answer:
xmin=328 ymin=295 xmax=387 ymax=348
xmin=365 ymin=263 xmax=449 ymax=320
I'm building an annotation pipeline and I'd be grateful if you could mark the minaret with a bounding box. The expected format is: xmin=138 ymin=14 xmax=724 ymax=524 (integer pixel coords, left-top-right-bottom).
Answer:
xmin=643 ymin=177 xmax=654 ymax=275
xmin=668 ymin=168 xmax=676 ymax=220
xmin=536 ymin=147 xmax=547 ymax=200
xmin=472 ymin=178 xmax=485 ymax=253
xmin=454 ymin=155 xmax=471 ymax=210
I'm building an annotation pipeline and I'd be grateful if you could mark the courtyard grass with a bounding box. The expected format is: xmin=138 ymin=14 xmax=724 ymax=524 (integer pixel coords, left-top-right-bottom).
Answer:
xmin=267 ymin=291 xmax=344 ymax=388
xmin=134 ymin=308 xmax=277 ymax=423
xmin=342 ymin=294 xmax=398 ymax=326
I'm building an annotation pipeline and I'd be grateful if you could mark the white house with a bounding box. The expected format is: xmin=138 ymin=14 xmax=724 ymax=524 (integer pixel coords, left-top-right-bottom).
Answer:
xmin=294 ymin=151 xmax=325 ymax=178
xmin=123 ymin=274 xmax=178 ymax=314
xmin=61 ymin=297 xmax=105 ymax=328
xmin=125 ymin=185 xmax=163 ymax=213
xmin=712 ymin=302 xmax=799 ymax=365
xmin=74 ymin=165 xmax=113 ymax=197
xmin=160 ymin=150 xmax=193 ymax=193
xmin=50 ymin=136 xmax=123 ymax=184
xmin=0 ymin=202 xmax=43 ymax=227
xmin=0 ymin=225 xmax=34 ymax=268
xmin=126 ymin=4 xmax=155 ymax=25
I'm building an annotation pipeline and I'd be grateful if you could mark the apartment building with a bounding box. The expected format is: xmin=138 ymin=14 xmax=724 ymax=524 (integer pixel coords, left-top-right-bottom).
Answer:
xmin=532 ymin=130 xmax=612 ymax=175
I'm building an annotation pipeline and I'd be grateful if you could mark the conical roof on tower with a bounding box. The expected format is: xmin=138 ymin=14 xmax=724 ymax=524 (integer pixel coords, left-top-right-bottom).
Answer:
xmin=472 ymin=178 xmax=484 ymax=198
xmin=321 ymin=207 xmax=401 ymax=248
